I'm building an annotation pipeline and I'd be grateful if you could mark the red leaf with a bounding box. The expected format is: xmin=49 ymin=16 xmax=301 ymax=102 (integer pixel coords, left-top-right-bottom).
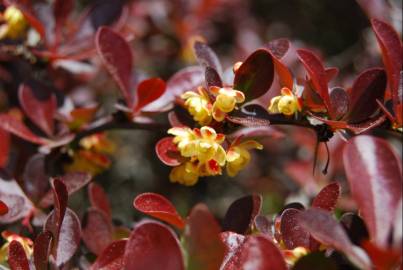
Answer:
xmin=325 ymin=67 xmax=339 ymax=82
xmin=298 ymin=209 xmax=371 ymax=269
xmin=205 ymin=66 xmax=223 ymax=88
xmin=280 ymin=208 xmax=310 ymax=249
xmin=222 ymin=194 xmax=262 ymax=234
xmin=0 ymin=113 xmax=46 ymax=145
xmin=193 ymin=41 xmax=223 ymax=76
xmin=185 ymin=204 xmax=225 ymax=270
xmin=346 ymin=68 xmax=386 ymax=123
xmin=53 ymin=0 xmax=74 ymax=37
xmin=133 ymin=192 xmax=185 ymax=229
xmin=0 ymin=129 xmax=10 ymax=167
xmin=40 ymin=172 xmax=92 ymax=208
xmin=133 ymin=78 xmax=166 ymax=113
xmin=22 ymin=153 xmax=49 ymax=204
xmin=88 ymin=183 xmax=112 ymax=219
xmin=82 ymin=208 xmax=113 ymax=255
xmin=33 ymin=231 xmax=53 ymax=270
xmin=221 ymin=235 xmax=287 ymax=270
xmin=297 ymin=49 xmax=334 ymax=118
xmin=44 ymin=208 xmax=81 ymax=267
xmin=123 ymin=220 xmax=185 ymax=270
xmin=343 ymin=135 xmax=402 ymax=248
xmin=263 ymin=38 xmax=290 ymax=59
xmin=0 ymin=199 xmax=8 ymax=215
xmin=0 ymin=178 xmax=33 ymax=224
xmin=155 ymin=137 xmax=183 ymax=166
xmin=312 ymin=182 xmax=341 ymax=212
xmin=143 ymin=66 xmax=204 ymax=112
xmin=329 ymin=87 xmax=349 ymax=120
xmin=8 ymin=240 xmax=29 ymax=270
xmin=91 ymin=240 xmax=127 ymax=270
xmin=372 ymin=19 xmax=402 ymax=111
xmin=95 ymin=26 xmax=134 ymax=107
xmin=234 ymin=49 xmax=275 ymax=102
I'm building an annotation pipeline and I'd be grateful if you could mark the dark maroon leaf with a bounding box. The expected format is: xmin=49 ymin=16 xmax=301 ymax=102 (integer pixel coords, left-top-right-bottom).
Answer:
xmin=372 ymin=19 xmax=402 ymax=110
xmin=133 ymin=78 xmax=166 ymax=113
xmin=193 ymin=41 xmax=222 ymax=76
xmin=22 ymin=153 xmax=49 ymax=203
xmin=8 ymin=240 xmax=29 ymax=270
xmin=263 ymin=38 xmax=290 ymax=59
xmin=346 ymin=68 xmax=386 ymax=123
xmin=19 ymin=83 xmax=57 ymax=136
xmin=221 ymin=235 xmax=287 ymax=270
xmin=88 ymin=182 xmax=112 ymax=219
xmin=205 ymin=66 xmax=223 ymax=88
xmin=0 ymin=114 xmax=46 ymax=145
xmin=53 ymin=0 xmax=74 ymax=39
xmin=0 ymin=178 xmax=33 ymax=224
xmin=0 ymin=129 xmax=10 ymax=167
xmin=33 ymin=231 xmax=53 ymax=270
xmin=234 ymin=49 xmax=275 ymax=102
xmin=226 ymin=116 xmax=271 ymax=127
xmin=340 ymin=213 xmax=369 ymax=246
xmin=44 ymin=208 xmax=81 ymax=267
xmin=343 ymin=135 xmax=402 ymax=248
xmin=298 ymin=209 xmax=371 ymax=269
xmin=95 ymin=26 xmax=133 ymax=107
xmin=222 ymin=194 xmax=262 ymax=234
xmin=329 ymin=87 xmax=349 ymax=120
xmin=40 ymin=172 xmax=92 ymax=208
xmin=297 ymin=49 xmax=334 ymax=118
xmin=155 ymin=137 xmax=183 ymax=167
xmin=123 ymin=220 xmax=184 ymax=270
xmin=90 ymin=0 xmax=124 ymax=29
xmin=312 ymin=182 xmax=341 ymax=212
xmin=82 ymin=208 xmax=113 ymax=255
xmin=280 ymin=208 xmax=310 ymax=249
xmin=91 ymin=240 xmax=127 ymax=270
xmin=185 ymin=203 xmax=225 ymax=270
xmin=293 ymin=252 xmax=338 ymax=270
xmin=143 ymin=66 xmax=204 ymax=112
xmin=133 ymin=192 xmax=185 ymax=229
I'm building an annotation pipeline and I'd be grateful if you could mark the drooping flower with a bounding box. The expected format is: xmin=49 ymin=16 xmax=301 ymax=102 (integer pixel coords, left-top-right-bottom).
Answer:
xmin=0 ymin=231 xmax=33 ymax=262
xmin=226 ymin=139 xmax=263 ymax=177
xmin=268 ymin=87 xmax=301 ymax=116
xmin=181 ymin=87 xmax=212 ymax=125
xmin=0 ymin=6 xmax=28 ymax=39
xmin=210 ymin=86 xmax=245 ymax=121
xmin=169 ymin=161 xmax=199 ymax=186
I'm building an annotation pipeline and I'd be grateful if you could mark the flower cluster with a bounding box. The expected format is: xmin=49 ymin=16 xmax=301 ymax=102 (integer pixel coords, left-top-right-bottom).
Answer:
xmin=182 ymin=86 xmax=245 ymax=125
xmin=168 ymin=126 xmax=262 ymax=186
xmin=268 ymin=87 xmax=301 ymax=116
xmin=0 ymin=231 xmax=33 ymax=263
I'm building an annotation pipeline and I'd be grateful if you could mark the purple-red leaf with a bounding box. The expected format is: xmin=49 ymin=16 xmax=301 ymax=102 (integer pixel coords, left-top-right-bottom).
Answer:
xmin=280 ymin=208 xmax=310 ymax=249
xmin=205 ymin=66 xmax=223 ymax=88
xmin=33 ymin=231 xmax=53 ymax=270
xmin=91 ymin=240 xmax=127 ymax=270
xmin=343 ymin=135 xmax=402 ymax=248
xmin=221 ymin=235 xmax=287 ymax=270
xmin=40 ymin=172 xmax=92 ymax=208
xmin=22 ymin=153 xmax=49 ymax=204
xmin=44 ymin=208 xmax=81 ymax=267
xmin=297 ymin=49 xmax=333 ymax=118
xmin=263 ymin=38 xmax=290 ymax=59
xmin=155 ymin=137 xmax=183 ymax=167
xmin=133 ymin=193 xmax=185 ymax=229
xmin=0 ymin=129 xmax=10 ymax=167
xmin=193 ymin=41 xmax=223 ymax=76
xmin=53 ymin=0 xmax=74 ymax=32
xmin=298 ymin=209 xmax=371 ymax=269
xmin=234 ymin=49 xmax=275 ymax=102
xmin=123 ymin=220 xmax=185 ymax=270
xmin=347 ymin=68 xmax=386 ymax=123
xmin=372 ymin=19 xmax=402 ymax=110
xmin=82 ymin=208 xmax=113 ymax=255
xmin=19 ymin=82 xmax=56 ymax=137
xmin=185 ymin=203 xmax=225 ymax=270
xmin=222 ymin=194 xmax=262 ymax=234
xmin=0 ymin=114 xmax=46 ymax=145
xmin=95 ymin=26 xmax=133 ymax=107
xmin=133 ymin=78 xmax=166 ymax=113
xmin=312 ymin=182 xmax=341 ymax=212
xmin=8 ymin=240 xmax=29 ymax=270
xmin=88 ymin=183 xmax=112 ymax=219
xmin=329 ymin=87 xmax=349 ymax=120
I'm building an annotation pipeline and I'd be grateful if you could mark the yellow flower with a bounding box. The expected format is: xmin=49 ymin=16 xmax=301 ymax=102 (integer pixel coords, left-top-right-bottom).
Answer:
xmin=210 ymin=86 xmax=245 ymax=121
xmin=226 ymin=140 xmax=263 ymax=177
xmin=268 ymin=87 xmax=301 ymax=116
xmin=170 ymin=161 xmax=199 ymax=186
xmin=182 ymin=87 xmax=212 ymax=125
xmin=0 ymin=6 xmax=28 ymax=39
xmin=0 ymin=231 xmax=33 ymax=263
xmin=283 ymin=247 xmax=308 ymax=266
